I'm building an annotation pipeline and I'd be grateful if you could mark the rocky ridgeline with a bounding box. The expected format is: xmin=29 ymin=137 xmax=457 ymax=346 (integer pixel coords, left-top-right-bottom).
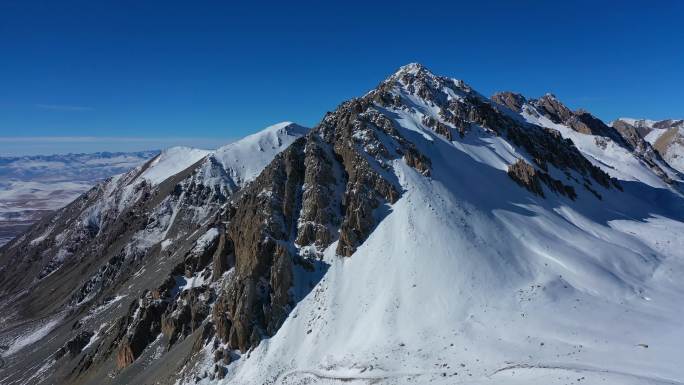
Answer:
xmin=380 ymin=65 xmax=617 ymax=198
xmin=211 ymin=93 xmax=433 ymax=353
xmin=613 ymin=118 xmax=684 ymax=175
xmin=493 ymin=91 xmax=675 ymax=184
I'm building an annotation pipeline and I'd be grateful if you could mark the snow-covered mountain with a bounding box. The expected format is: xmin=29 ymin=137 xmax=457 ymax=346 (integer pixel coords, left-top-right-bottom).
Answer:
xmin=493 ymin=93 xmax=681 ymax=187
xmin=0 ymin=151 xmax=158 ymax=246
xmin=1 ymin=65 xmax=683 ymax=385
xmin=613 ymin=118 xmax=684 ymax=174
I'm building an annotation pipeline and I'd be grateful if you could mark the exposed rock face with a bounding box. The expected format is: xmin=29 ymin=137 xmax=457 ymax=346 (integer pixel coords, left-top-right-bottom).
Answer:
xmin=491 ymin=93 xmax=675 ymax=185
xmin=613 ymin=119 xmax=651 ymax=150
xmin=295 ymin=135 xmax=339 ymax=248
xmin=55 ymin=331 xmax=94 ymax=360
xmin=115 ymin=296 xmax=168 ymax=368
xmin=533 ymin=93 xmax=575 ymax=124
xmin=612 ymin=119 xmax=674 ymax=182
xmin=322 ymin=105 xmax=402 ymax=256
xmin=533 ymin=95 xmax=626 ymax=145
xmin=211 ymin=231 xmax=234 ymax=280
xmin=216 ymin=140 xmax=307 ymax=352
xmin=508 ymin=159 xmax=544 ymax=196
xmin=508 ymin=159 xmax=577 ymax=199
xmin=180 ymin=227 xmax=220 ymax=278
xmin=491 ymin=91 xmax=527 ymax=113
xmin=161 ymin=286 xmax=212 ymax=348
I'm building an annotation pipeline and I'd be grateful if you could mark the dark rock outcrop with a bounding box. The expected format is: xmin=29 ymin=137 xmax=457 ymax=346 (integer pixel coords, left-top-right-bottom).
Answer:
xmin=115 ymin=296 xmax=168 ymax=368
xmin=212 ymin=231 xmax=234 ymax=280
xmin=612 ymin=119 xmax=674 ymax=182
xmin=508 ymin=159 xmax=577 ymax=199
xmin=532 ymin=95 xmax=627 ymax=146
xmin=161 ymin=286 xmax=212 ymax=348
xmin=55 ymin=330 xmax=94 ymax=360
xmin=491 ymin=92 xmax=527 ymax=113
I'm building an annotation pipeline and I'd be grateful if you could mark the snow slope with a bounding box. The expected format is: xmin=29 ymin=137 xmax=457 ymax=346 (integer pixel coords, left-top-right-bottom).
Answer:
xmin=213 ymin=122 xmax=309 ymax=186
xmin=126 ymin=122 xmax=305 ymax=191
xmin=137 ymin=147 xmax=211 ymax=185
xmin=191 ymin=67 xmax=684 ymax=385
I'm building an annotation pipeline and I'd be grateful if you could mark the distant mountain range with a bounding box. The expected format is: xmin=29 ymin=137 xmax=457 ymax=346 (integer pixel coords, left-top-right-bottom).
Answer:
xmin=1 ymin=64 xmax=683 ymax=385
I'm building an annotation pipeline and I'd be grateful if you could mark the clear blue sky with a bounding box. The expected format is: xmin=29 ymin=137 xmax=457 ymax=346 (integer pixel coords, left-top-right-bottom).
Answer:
xmin=1 ymin=0 xmax=682 ymax=155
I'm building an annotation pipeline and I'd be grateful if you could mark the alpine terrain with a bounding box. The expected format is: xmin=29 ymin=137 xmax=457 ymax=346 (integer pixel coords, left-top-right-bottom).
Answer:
xmin=1 ymin=64 xmax=683 ymax=385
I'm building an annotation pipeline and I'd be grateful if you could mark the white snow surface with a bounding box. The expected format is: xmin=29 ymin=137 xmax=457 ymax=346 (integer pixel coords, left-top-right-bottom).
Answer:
xmin=191 ymin=76 xmax=684 ymax=385
xmin=213 ymin=121 xmax=309 ymax=186
xmin=125 ymin=122 xmax=306 ymax=191
xmin=137 ymin=147 xmax=211 ymax=185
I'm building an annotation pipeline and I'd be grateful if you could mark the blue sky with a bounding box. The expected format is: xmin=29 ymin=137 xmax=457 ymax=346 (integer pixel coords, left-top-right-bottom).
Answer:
xmin=0 ymin=0 xmax=682 ymax=155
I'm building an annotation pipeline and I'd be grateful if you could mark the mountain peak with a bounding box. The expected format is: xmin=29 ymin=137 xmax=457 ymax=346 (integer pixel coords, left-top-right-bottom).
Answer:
xmin=394 ymin=62 xmax=429 ymax=75
xmin=541 ymin=92 xmax=560 ymax=101
xmin=263 ymin=120 xmax=306 ymax=132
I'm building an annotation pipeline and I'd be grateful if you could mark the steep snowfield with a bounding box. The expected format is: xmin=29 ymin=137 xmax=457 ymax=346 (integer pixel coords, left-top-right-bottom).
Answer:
xmin=112 ymin=123 xmax=305 ymax=218
xmin=192 ymin=72 xmax=684 ymax=385
xmin=645 ymin=128 xmax=669 ymax=143
xmin=214 ymin=122 xmax=309 ymax=186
